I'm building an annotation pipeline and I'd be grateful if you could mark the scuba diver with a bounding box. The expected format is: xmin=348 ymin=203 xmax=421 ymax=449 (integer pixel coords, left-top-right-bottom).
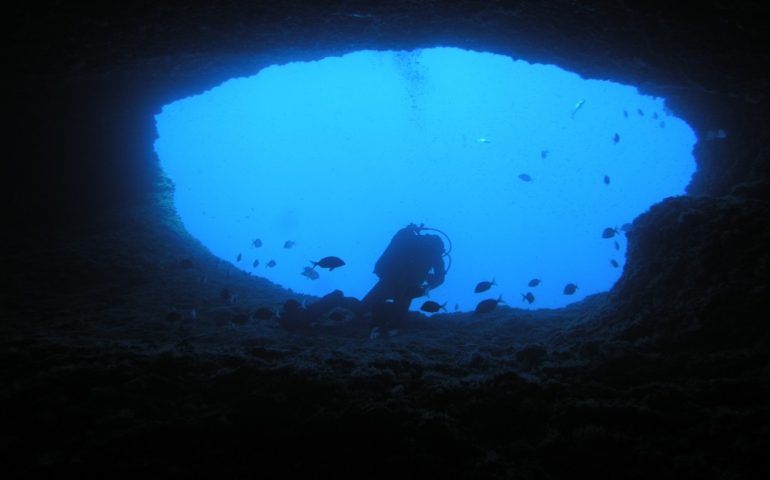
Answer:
xmin=362 ymin=223 xmax=448 ymax=330
xmin=278 ymin=223 xmax=451 ymax=334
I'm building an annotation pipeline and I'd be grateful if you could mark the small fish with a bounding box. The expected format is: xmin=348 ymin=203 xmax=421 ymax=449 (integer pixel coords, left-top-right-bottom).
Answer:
xmin=518 ymin=173 xmax=533 ymax=182
xmin=477 ymin=137 xmax=491 ymax=144
xmin=620 ymin=223 xmax=633 ymax=232
xmin=474 ymin=295 xmax=504 ymax=314
xmin=236 ymin=253 xmax=242 ymax=262
xmin=301 ymin=266 xmax=320 ymax=280
xmin=528 ymin=278 xmax=541 ymax=287
xmin=659 ymin=121 xmax=665 ymax=128
xmin=311 ymin=256 xmax=346 ymax=271
xmin=284 ymin=240 xmax=295 ymax=249
xmin=637 ymin=108 xmax=644 ymax=116
xmin=623 ymin=110 xmax=628 ymax=118
xmin=604 ymin=175 xmax=610 ymax=185
xmin=253 ymin=307 xmax=274 ymax=320
xmin=420 ymin=301 xmax=447 ymax=313
xmin=563 ymin=283 xmax=578 ymax=295
xmin=282 ymin=299 xmax=301 ymax=312
xmin=610 ymin=259 xmax=619 ymax=268
xmin=540 ymin=150 xmax=548 ymax=159
xmin=267 ymin=259 xmax=276 ymax=268
xmin=571 ymin=99 xmax=585 ymax=119
xmin=601 ymin=227 xmax=618 ymax=239
xmin=232 ymin=313 xmax=250 ymax=326
xmin=612 ymin=133 xmax=620 ymax=144
xmin=252 ymin=238 xmax=262 ymax=248
xmin=454 ymin=304 xmax=460 ymax=311
xmin=652 ymin=112 xmax=659 ymax=119
xmin=252 ymin=259 xmax=259 ymax=268
xmin=474 ymin=278 xmax=496 ymax=293
xmin=614 ymin=240 xmax=620 ymax=251
xmin=521 ymin=292 xmax=535 ymax=304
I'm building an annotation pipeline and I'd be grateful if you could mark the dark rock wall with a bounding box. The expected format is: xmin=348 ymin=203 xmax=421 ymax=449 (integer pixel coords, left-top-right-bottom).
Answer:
xmin=5 ymin=1 xmax=770 ymax=337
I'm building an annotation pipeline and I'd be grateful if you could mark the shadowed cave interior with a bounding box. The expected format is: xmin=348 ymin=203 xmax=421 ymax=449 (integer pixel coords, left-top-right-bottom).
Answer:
xmin=3 ymin=2 xmax=770 ymax=478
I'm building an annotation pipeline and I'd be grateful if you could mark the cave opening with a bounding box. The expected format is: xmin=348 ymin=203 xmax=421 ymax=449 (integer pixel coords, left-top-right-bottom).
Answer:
xmin=154 ymin=47 xmax=696 ymax=312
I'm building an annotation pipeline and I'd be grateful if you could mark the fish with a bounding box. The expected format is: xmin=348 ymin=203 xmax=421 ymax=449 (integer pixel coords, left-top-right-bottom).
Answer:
xmin=614 ymin=240 xmax=620 ymax=251
xmin=252 ymin=238 xmax=262 ymax=248
xmin=301 ymin=266 xmax=320 ymax=280
xmin=253 ymin=307 xmax=274 ymax=320
xmin=311 ymin=256 xmax=346 ymax=271
xmin=637 ymin=108 xmax=644 ymax=116
xmin=563 ymin=283 xmax=578 ymax=295
xmin=541 ymin=150 xmax=549 ymax=159
xmin=474 ymin=295 xmax=504 ymax=314
xmin=420 ymin=301 xmax=447 ymax=313
xmin=282 ymin=299 xmax=301 ymax=312
xmin=623 ymin=110 xmax=628 ymax=118
xmin=620 ymin=223 xmax=632 ymax=232
xmin=521 ymin=292 xmax=535 ymax=304
xmin=571 ymin=99 xmax=585 ymax=119
xmin=528 ymin=278 xmax=541 ymax=287
xmin=610 ymin=259 xmax=619 ymax=268
xmin=477 ymin=137 xmax=491 ymax=143
xmin=518 ymin=173 xmax=533 ymax=182
xmin=284 ymin=240 xmax=295 ymax=249
xmin=659 ymin=121 xmax=665 ymax=128
xmin=474 ymin=278 xmax=496 ymax=293
xmin=653 ymin=112 xmax=659 ymax=119
xmin=604 ymin=175 xmax=610 ymax=185
xmin=236 ymin=253 xmax=242 ymax=262
xmin=454 ymin=304 xmax=460 ymax=311
xmin=601 ymin=227 xmax=618 ymax=239
xmin=252 ymin=259 xmax=259 ymax=268
xmin=267 ymin=259 xmax=276 ymax=268
xmin=612 ymin=133 xmax=620 ymax=144
xmin=232 ymin=313 xmax=250 ymax=326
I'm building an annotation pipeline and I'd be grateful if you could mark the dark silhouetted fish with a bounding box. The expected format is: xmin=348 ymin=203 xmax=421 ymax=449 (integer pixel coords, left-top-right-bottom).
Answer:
xmin=420 ymin=301 xmax=446 ymax=313
xmin=518 ymin=173 xmax=533 ymax=182
xmin=475 ymin=295 xmax=503 ymax=314
xmin=623 ymin=110 xmax=628 ymax=118
xmin=610 ymin=259 xmax=619 ymax=268
xmin=614 ymin=240 xmax=620 ymax=250
xmin=301 ymin=266 xmax=320 ymax=280
xmin=282 ymin=299 xmax=301 ymax=312
xmin=563 ymin=283 xmax=578 ymax=295
xmin=252 ymin=238 xmax=262 ymax=248
xmin=284 ymin=240 xmax=295 ymax=249
xmin=653 ymin=112 xmax=659 ymax=119
xmin=601 ymin=227 xmax=618 ymax=239
xmin=474 ymin=278 xmax=496 ymax=293
xmin=612 ymin=133 xmax=620 ymax=144
xmin=541 ymin=150 xmax=548 ymax=159
xmin=604 ymin=175 xmax=610 ymax=185
xmin=637 ymin=108 xmax=644 ymax=116
xmin=237 ymin=253 xmax=242 ymax=262
xmin=312 ymin=256 xmax=346 ymax=271
xmin=253 ymin=307 xmax=275 ymax=320
xmin=528 ymin=278 xmax=541 ymax=287
xmin=252 ymin=259 xmax=259 ymax=268
xmin=267 ymin=260 xmax=276 ymax=268
xmin=521 ymin=292 xmax=535 ymax=304
xmin=232 ymin=313 xmax=250 ymax=326
xmin=454 ymin=304 xmax=459 ymax=311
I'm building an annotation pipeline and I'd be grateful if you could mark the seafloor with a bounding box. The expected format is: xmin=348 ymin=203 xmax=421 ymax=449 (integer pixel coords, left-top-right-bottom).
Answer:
xmin=2 ymin=190 xmax=767 ymax=479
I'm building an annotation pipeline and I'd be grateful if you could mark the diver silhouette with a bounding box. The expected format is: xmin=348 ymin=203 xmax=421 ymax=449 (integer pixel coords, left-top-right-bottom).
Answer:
xmin=278 ymin=223 xmax=449 ymax=334
xmin=362 ymin=223 xmax=447 ymax=329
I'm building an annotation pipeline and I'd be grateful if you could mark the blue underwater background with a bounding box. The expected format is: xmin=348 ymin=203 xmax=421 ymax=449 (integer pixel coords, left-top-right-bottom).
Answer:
xmin=154 ymin=47 xmax=696 ymax=312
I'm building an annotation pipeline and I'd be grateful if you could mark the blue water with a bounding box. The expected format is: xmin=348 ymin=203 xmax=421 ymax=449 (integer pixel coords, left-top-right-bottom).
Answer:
xmin=154 ymin=47 xmax=696 ymax=312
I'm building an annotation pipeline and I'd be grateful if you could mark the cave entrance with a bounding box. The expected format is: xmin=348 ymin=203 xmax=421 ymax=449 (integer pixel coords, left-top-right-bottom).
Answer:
xmin=154 ymin=47 xmax=696 ymax=311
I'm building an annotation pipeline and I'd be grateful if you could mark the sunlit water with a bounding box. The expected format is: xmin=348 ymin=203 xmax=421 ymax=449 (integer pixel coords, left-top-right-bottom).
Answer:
xmin=154 ymin=47 xmax=696 ymax=312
